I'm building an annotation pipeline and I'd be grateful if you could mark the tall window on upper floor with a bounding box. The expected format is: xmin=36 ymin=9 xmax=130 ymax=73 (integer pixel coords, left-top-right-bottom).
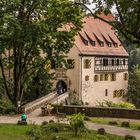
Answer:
xmin=110 ymin=73 xmax=116 ymax=81
xmin=67 ymin=59 xmax=75 ymax=69
xmin=112 ymin=59 xmax=115 ymax=66
xmin=123 ymin=59 xmax=126 ymax=65
xmin=84 ymin=59 xmax=91 ymax=69
xmin=116 ymin=59 xmax=119 ymax=66
xmin=103 ymin=58 xmax=108 ymax=66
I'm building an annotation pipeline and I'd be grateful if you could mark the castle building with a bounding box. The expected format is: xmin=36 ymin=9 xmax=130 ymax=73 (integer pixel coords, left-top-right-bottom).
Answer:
xmin=54 ymin=13 xmax=129 ymax=106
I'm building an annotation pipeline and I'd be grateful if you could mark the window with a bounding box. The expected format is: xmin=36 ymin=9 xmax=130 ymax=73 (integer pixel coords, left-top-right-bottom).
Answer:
xmin=108 ymin=42 xmax=112 ymax=47
xmin=99 ymin=41 xmax=104 ymax=47
xmin=94 ymin=75 xmax=98 ymax=82
xmin=123 ymin=59 xmax=126 ymax=65
xmin=100 ymin=74 xmax=103 ymax=81
xmin=124 ymin=73 xmax=128 ymax=80
xmin=67 ymin=59 xmax=75 ymax=69
xmin=112 ymin=59 xmax=115 ymax=66
xmin=85 ymin=75 xmax=89 ymax=81
xmin=84 ymin=59 xmax=91 ymax=69
xmin=90 ymin=40 xmax=96 ymax=46
xmin=103 ymin=59 xmax=108 ymax=66
xmin=104 ymin=74 xmax=109 ymax=81
xmin=116 ymin=59 xmax=119 ymax=66
xmin=110 ymin=73 xmax=116 ymax=81
xmin=50 ymin=59 xmax=56 ymax=69
xmin=85 ymin=32 xmax=95 ymax=46
xmin=84 ymin=40 xmax=88 ymax=45
xmin=105 ymin=89 xmax=108 ymax=96
xmin=114 ymin=43 xmax=118 ymax=47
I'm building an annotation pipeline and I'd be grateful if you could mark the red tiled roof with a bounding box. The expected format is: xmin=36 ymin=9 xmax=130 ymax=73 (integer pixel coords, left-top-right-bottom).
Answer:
xmin=74 ymin=13 xmax=128 ymax=57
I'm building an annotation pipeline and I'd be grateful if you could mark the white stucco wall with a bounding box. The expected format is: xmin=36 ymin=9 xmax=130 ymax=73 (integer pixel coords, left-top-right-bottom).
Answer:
xmin=81 ymin=56 xmax=128 ymax=106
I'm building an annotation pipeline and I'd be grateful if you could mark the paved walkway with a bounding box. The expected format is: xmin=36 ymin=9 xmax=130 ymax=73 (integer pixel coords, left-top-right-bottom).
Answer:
xmin=0 ymin=115 xmax=140 ymax=139
xmin=85 ymin=121 xmax=140 ymax=139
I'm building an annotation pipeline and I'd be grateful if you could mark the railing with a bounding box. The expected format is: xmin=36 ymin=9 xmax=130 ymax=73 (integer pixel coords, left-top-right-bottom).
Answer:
xmin=95 ymin=65 xmax=128 ymax=73
xmin=22 ymin=92 xmax=68 ymax=114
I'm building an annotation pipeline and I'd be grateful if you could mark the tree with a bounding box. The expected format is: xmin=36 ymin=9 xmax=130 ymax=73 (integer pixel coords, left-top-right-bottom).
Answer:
xmin=127 ymin=46 xmax=140 ymax=70
xmin=0 ymin=0 xmax=83 ymax=107
xmin=24 ymin=67 xmax=54 ymax=103
xmin=128 ymin=65 xmax=140 ymax=108
xmin=74 ymin=0 xmax=140 ymax=44
xmin=69 ymin=113 xmax=85 ymax=136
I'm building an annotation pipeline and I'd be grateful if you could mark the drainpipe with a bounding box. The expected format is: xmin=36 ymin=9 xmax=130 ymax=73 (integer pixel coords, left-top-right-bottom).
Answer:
xmin=80 ymin=56 xmax=82 ymax=102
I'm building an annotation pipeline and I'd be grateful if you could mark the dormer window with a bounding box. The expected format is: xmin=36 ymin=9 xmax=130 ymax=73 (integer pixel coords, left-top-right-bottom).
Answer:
xmin=90 ymin=40 xmax=96 ymax=46
xmin=114 ymin=43 xmax=118 ymax=47
xmin=99 ymin=41 xmax=104 ymax=47
xmin=108 ymin=42 xmax=112 ymax=47
xmin=85 ymin=32 xmax=95 ymax=47
xmin=84 ymin=40 xmax=88 ymax=46
xmin=79 ymin=33 xmax=88 ymax=46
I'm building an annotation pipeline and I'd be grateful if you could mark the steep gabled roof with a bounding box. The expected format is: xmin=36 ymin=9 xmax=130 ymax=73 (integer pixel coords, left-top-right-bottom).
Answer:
xmin=74 ymin=13 xmax=128 ymax=57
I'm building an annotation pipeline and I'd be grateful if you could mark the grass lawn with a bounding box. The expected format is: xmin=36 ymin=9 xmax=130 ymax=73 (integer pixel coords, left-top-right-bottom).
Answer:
xmin=0 ymin=123 xmax=124 ymax=140
xmin=91 ymin=117 xmax=140 ymax=130
xmin=0 ymin=124 xmax=32 ymax=140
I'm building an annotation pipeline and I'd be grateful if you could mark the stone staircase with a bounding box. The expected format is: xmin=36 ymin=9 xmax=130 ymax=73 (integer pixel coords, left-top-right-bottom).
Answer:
xmin=23 ymin=92 xmax=68 ymax=114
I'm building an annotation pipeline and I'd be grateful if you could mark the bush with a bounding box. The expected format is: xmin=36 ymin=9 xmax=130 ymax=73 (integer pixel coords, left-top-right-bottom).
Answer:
xmin=26 ymin=126 xmax=42 ymax=140
xmin=98 ymin=128 xmax=106 ymax=135
xmin=41 ymin=123 xmax=71 ymax=133
xmin=0 ymin=100 xmax=17 ymax=115
xmin=113 ymin=102 xmax=136 ymax=109
xmin=69 ymin=113 xmax=85 ymax=136
xmin=98 ymin=100 xmax=136 ymax=109
xmin=41 ymin=121 xmax=48 ymax=125
xmin=121 ymin=122 xmax=130 ymax=128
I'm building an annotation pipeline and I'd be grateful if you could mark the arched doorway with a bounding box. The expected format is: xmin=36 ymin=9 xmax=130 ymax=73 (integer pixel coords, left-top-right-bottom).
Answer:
xmin=56 ymin=80 xmax=67 ymax=95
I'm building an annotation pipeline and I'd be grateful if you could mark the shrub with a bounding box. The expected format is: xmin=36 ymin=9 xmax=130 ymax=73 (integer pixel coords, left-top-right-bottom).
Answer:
xmin=108 ymin=121 xmax=118 ymax=125
xmin=125 ymin=135 xmax=136 ymax=140
xmin=41 ymin=121 xmax=48 ymax=125
xmin=121 ymin=122 xmax=130 ymax=128
xmin=26 ymin=126 xmax=42 ymax=140
xmin=113 ymin=102 xmax=136 ymax=109
xmin=69 ymin=113 xmax=85 ymax=136
xmin=0 ymin=100 xmax=17 ymax=115
xmin=98 ymin=128 xmax=106 ymax=135
xmin=98 ymin=100 xmax=136 ymax=109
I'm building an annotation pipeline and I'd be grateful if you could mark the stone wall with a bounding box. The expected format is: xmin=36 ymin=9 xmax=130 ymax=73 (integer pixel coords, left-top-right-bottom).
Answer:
xmin=57 ymin=105 xmax=140 ymax=119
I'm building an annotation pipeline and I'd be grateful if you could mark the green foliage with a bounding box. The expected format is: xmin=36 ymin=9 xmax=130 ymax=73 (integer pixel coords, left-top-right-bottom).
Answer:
xmin=0 ymin=100 xmax=17 ymax=114
xmin=127 ymin=46 xmax=140 ymax=70
xmin=0 ymin=123 xmax=124 ymax=140
xmin=69 ymin=113 xmax=85 ymax=136
xmin=128 ymin=65 xmax=140 ymax=108
xmin=24 ymin=67 xmax=54 ymax=102
xmin=75 ymin=0 xmax=140 ymax=44
xmin=97 ymin=100 xmax=136 ymax=109
xmin=0 ymin=75 xmax=4 ymax=99
xmin=26 ymin=126 xmax=42 ymax=140
xmin=0 ymin=0 xmax=83 ymax=106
